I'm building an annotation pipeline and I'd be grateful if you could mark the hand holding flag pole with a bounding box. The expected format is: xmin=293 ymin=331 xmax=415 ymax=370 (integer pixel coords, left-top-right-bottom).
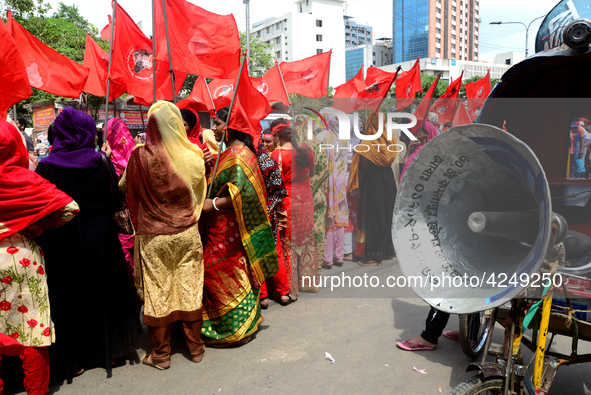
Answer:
xmin=206 ymin=53 xmax=248 ymax=199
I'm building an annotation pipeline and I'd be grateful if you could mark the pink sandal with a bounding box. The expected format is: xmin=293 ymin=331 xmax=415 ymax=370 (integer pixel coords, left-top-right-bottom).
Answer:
xmin=443 ymin=331 xmax=461 ymax=341
xmin=396 ymin=340 xmax=436 ymax=351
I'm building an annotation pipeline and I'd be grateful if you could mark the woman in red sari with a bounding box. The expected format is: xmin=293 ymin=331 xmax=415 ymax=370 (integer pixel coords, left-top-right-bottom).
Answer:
xmin=270 ymin=119 xmax=317 ymax=299
xmin=200 ymin=107 xmax=278 ymax=346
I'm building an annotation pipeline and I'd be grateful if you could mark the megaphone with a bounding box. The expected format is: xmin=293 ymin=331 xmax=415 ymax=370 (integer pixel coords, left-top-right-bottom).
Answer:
xmin=393 ymin=124 xmax=557 ymax=314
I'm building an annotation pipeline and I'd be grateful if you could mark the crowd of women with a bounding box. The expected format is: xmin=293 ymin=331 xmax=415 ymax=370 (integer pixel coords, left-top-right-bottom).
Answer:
xmin=0 ymin=100 xmax=448 ymax=394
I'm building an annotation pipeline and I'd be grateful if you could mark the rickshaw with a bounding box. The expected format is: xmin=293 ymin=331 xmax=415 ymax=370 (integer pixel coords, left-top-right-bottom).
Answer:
xmin=450 ymin=2 xmax=591 ymax=393
xmin=393 ymin=1 xmax=591 ymax=393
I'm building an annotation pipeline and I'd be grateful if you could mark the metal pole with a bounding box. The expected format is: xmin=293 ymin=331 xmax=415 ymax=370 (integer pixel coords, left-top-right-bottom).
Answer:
xmin=525 ymin=27 xmax=529 ymax=57
xmin=275 ymin=62 xmax=295 ymax=119
xmin=12 ymin=105 xmax=16 ymax=121
xmin=105 ymin=0 xmax=117 ymax=139
xmin=152 ymin=0 xmax=157 ymax=104
xmin=161 ymin=0 xmax=177 ymax=102
xmin=325 ymin=50 xmax=332 ymax=106
xmin=203 ymin=77 xmax=216 ymax=113
xmin=245 ymin=0 xmax=250 ymax=73
xmin=139 ymin=104 xmax=145 ymax=130
xmin=207 ymin=55 xmax=248 ymax=198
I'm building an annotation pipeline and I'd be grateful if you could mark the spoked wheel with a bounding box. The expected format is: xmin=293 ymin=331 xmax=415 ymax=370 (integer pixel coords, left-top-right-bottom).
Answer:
xmin=459 ymin=309 xmax=493 ymax=358
xmin=449 ymin=374 xmax=503 ymax=395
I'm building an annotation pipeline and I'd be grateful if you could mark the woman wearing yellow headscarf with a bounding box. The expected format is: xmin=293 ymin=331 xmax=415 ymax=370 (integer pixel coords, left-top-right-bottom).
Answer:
xmin=348 ymin=112 xmax=398 ymax=265
xmin=120 ymin=101 xmax=207 ymax=370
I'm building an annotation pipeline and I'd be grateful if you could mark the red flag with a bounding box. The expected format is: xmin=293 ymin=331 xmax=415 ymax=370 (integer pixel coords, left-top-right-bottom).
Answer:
xmin=105 ymin=4 xmax=186 ymax=106
xmin=465 ymin=71 xmax=491 ymax=121
xmin=332 ymin=66 xmax=366 ymax=114
xmin=431 ymin=71 xmax=463 ymax=125
xmin=83 ymin=34 xmax=126 ymax=101
xmin=251 ymin=64 xmax=290 ymax=106
xmin=333 ymin=66 xmax=398 ymax=114
xmin=0 ymin=17 xmax=31 ymax=120
xmin=227 ymin=63 xmax=272 ymax=137
xmin=6 ymin=12 xmax=89 ymax=98
xmin=411 ymin=73 xmax=441 ymax=135
xmin=395 ymin=58 xmax=421 ymax=111
xmin=153 ymin=0 xmax=240 ymax=78
xmin=177 ymin=76 xmax=216 ymax=114
xmin=363 ymin=66 xmax=399 ymax=113
xmin=279 ymin=51 xmax=331 ymax=98
xmin=451 ymin=101 xmax=473 ymax=126
xmin=208 ymin=78 xmax=235 ymax=110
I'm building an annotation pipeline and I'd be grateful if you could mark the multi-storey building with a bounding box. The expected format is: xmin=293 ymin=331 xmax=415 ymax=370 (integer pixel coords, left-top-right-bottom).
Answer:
xmin=345 ymin=39 xmax=394 ymax=80
xmin=344 ymin=16 xmax=373 ymax=46
xmin=393 ymin=0 xmax=480 ymax=63
xmin=251 ymin=0 xmax=346 ymax=87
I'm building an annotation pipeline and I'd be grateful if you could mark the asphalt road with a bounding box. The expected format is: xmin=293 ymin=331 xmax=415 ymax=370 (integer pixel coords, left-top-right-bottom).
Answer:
xmin=4 ymin=259 xmax=591 ymax=394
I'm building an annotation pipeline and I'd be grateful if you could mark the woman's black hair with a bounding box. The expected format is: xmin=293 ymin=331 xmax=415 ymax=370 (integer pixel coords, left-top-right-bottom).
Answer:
xmin=47 ymin=122 xmax=54 ymax=145
xmin=216 ymin=107 xmax=256 ymax=155
xmin=180 ymin=108 xmax=197 ymax=131
xmin=271 ymin=118 xmax=311 ymax=169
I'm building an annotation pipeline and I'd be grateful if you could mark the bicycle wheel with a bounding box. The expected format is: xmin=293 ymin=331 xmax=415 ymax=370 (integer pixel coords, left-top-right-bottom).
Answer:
xmin=459 ymin=309 xmax=493 ymax=358
xmin=449 ymin=374 xmax=503 ymax=395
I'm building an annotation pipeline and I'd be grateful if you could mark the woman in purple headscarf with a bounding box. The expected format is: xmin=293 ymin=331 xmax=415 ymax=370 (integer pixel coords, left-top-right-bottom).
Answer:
xmin=35 ymin=107 xmax=139 ymax=382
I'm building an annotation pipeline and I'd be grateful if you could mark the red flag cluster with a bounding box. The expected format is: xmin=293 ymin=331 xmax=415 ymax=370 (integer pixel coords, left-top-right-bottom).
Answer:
xmin=465 ymin=71 xmax=491 ymax=121
xmin=431 ymin=71 xmax=464 ymax=126
xmin=333 ymin=65 xmax=400 ymax=114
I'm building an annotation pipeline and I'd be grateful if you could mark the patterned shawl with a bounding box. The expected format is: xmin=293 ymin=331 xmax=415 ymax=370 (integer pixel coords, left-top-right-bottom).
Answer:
xmin=107 ymin=117 xmax=135 ymax=178
xmin=348 ymin=112 xmax=399 ymax=193
xmin=0 ymin=121 xmax=73 ymax=240
xmin=125 ymin=101 xmax=206 ymax=235
xmin=209 ymin=145 xmax=279 ymax=281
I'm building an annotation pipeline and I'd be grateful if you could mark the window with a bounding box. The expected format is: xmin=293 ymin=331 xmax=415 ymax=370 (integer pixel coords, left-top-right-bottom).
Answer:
xmin=436 ymin=38 xmax=441 ymax=44
xmin=276 ymin=51 xmax=281 ymax=59
xmin=316 ymin=49 xmax=323 ymax=54
xmin=275 ymin=37 xmax=281 ymax=44
xmin=436 ymin=28 xmax=441 ymax=34
xmin=266 ymin=27 xmax=270 ymax=33
xmin=316 ymin=34 xmax=322 ymax=42
xmin=372 ymin=52 xmax=376 ymax=56
xmin=316 ymin=19 xmax=322 ymax=27
xmin=436 ymin=17 xmax=441 ymax=24
xmin=256 ymin=31 xmax=260 ymax=38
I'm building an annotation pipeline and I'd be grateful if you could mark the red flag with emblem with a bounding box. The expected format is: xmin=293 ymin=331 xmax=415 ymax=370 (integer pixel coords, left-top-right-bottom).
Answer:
xmin=208 ymin=78 xmax=235 ymax=110
xmin=395 ymin=58 xmax=422 ymax=111
xmin=279 ymin=51 xmax=331 ymax=98
xmin=332 ymin=66 xmax=366 ymax=114
xmin=362 ymin=66 xmax=399 ymax=113
xmin=465 ymin=71 xmax=491 ymax=121
xmin=153 ymin=0 xmax=240 ymax=78
xmin=6 ymin=11 xmax=88 ymax=99
xmin=431 ymin=71 xmax=463 ymax=126
xmin=411 ymin=73 xmax=441 ymax=135
xmin=451 ymin=100 xmax=473 ymax=126
xmin=0 ymin=16 xmax=31 ymax=120
xmin=251 ymin=64 xmax=290 ymax=106
xmin=176 ymin=75 xmax=216 ymax=114
xmin=227 ymin=62 xmax=272 ymax=137
xmin=103 ymin=4 xmax=186 ymax=106
xmin=83 ymin=34 xmax=126 ymax=101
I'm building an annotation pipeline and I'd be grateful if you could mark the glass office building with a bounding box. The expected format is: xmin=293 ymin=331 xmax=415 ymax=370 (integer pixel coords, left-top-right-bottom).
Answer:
xmin=393 ymin=0 xmax=429 ymax=63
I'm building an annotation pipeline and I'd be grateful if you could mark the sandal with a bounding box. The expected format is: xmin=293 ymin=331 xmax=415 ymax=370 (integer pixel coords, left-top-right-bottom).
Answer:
xmin=260 ymin=298 xmax=269 ymax=310
xmin=142 ymin=353 xmax=170 ymax=370
xmin=321 ymin=263 xmax=333 ymax=270
xmin=343 ymin=254 xmax=354 ymax=261
xmin=333 ymin=261 xmax=344 ymax=267
xmin=396 ymin=340 xmax=436 ymax=351
xmin=443 ymin=331 xmax=461 ymax=342
xmin=280 ymin=294 xmax=297 ymax=306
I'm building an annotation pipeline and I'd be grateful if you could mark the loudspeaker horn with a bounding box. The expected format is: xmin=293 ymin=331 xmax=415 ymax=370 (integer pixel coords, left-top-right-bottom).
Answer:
xmin=393 ymin=124 xmax=554 ymax=314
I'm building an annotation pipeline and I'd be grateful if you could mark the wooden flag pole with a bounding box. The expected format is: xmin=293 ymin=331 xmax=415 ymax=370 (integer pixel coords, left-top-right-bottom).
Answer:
xmin=104 ymin=0 xmax=117 ymax=139
xmin=160 ymin=0 xmax=177 ymax=102
xmin=151 ymin=0 xmax=157 ymax=104
xmin=206 ymin=54 xmax=248 ymax=198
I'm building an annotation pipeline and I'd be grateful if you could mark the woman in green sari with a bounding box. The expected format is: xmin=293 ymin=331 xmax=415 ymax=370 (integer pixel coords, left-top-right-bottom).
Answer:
xmin=200 ymin=107 xmax=278 ymax=346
